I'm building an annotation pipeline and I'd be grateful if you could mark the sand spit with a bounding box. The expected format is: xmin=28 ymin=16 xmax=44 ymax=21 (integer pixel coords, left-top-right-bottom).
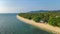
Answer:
xmin=17 ymin=15 xmax=60 ymax=34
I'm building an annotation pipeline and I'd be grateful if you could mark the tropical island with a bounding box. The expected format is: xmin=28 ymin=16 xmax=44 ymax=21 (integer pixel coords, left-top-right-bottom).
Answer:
xmin=17 ymin=10 xmax=60 ymax=34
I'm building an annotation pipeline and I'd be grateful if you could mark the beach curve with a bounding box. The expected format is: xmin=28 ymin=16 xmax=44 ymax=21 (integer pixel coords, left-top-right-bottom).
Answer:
xmin=16 ymin=15 xmax=60 ymax=34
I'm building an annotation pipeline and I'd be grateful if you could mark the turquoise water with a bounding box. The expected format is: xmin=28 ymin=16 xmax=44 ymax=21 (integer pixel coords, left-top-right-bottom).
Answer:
xmin=0 ymin=14 xmax=53 ymax=34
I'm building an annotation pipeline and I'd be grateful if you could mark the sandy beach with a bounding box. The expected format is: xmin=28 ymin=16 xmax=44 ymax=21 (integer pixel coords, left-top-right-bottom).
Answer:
xmin=17 ymin=15 xmax=60 ymax=34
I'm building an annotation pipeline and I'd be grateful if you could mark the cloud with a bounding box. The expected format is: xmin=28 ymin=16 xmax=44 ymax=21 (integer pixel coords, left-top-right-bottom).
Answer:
xmin=0 ymin=7 xmax=19 ymax=13
xmin=0 ymin=7 xmax=30 ymax=13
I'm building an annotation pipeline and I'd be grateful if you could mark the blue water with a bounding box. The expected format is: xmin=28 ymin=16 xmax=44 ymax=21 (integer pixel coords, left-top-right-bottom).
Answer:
xmin=0 ymin=13 xmax=53 ymax=34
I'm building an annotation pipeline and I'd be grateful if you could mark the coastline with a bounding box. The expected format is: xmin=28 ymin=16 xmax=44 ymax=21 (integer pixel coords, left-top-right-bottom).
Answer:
xmin=16 ymin=15 xmax=60 ymax=34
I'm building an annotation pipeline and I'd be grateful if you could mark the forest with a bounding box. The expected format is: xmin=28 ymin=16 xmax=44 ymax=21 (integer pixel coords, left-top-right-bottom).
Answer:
xmin=18 ymin=11 xmax=60 ymax=27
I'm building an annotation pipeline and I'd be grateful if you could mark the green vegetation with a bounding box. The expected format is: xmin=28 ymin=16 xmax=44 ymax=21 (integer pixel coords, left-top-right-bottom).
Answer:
xmin=48 ymin=16 xmax=57 ymax=26
xmin=33 ymin=16 xmax=41 ymax=22
xmin=48 ymin=16 xmax=60 ymax=27
xmin=18 ymin=11 xmax=60 ymax=27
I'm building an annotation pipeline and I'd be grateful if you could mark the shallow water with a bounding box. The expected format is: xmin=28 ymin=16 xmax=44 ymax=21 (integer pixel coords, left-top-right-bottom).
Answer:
xmin=0 ymin=13 xmax=53 ymax=34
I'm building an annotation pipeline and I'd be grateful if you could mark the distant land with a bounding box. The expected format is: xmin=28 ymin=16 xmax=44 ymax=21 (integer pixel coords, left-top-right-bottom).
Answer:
xmin=28 ymin=10 xmax=60 ymax=13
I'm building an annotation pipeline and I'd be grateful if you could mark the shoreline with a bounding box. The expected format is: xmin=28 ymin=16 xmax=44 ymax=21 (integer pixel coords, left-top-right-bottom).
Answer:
xmin=16 ymin=15 xmax=60 ymax=34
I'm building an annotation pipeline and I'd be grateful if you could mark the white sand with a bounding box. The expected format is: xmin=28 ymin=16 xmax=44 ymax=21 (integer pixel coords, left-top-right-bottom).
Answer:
xmin=16 ymin=15 xmax=60 ymax=34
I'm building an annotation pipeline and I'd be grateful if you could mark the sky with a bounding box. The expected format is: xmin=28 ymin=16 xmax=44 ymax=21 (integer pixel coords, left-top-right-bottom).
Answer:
xmin=0 ymin=0 xmax=60 ymax=13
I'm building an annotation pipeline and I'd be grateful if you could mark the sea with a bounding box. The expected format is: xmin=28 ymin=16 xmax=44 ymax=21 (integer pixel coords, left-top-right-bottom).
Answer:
xmin=0 ymin=13 xmax=53 ymax=34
